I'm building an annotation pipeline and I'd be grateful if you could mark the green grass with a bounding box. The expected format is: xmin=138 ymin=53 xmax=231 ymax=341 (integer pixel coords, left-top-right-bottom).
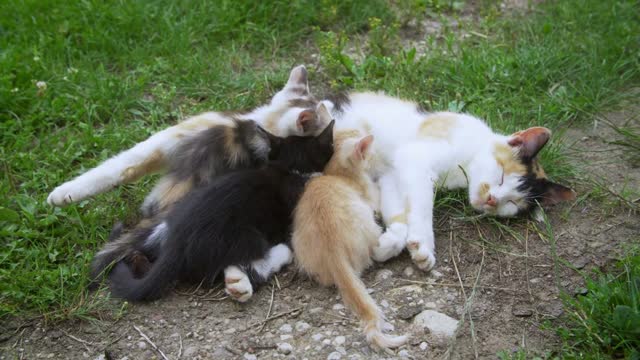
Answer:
xmin=1 ymin=0 xmax=639 ymax=323
xmin=555 ymin=249 xmax=640 ymax=359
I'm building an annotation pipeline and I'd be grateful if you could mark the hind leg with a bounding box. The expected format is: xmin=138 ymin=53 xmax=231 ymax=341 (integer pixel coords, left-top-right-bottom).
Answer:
xmin=224 ymin=244 xmax=293 ymax=302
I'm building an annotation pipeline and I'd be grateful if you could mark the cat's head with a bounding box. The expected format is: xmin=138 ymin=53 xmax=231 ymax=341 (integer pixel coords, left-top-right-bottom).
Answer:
xmin=469 ymin=127 xmax=576 ymax=217
xmin=329 ymin=133 xmax=375 ymax=173
xmin=261 ymin=65 xmax=327 ymax=137
xmin=260 ymin=105 xmax=335 ymax=173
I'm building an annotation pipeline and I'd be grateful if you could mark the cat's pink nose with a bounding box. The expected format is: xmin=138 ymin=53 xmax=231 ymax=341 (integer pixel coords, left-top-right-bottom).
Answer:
xmin=486 ymin=195 xmax=497 ymax=207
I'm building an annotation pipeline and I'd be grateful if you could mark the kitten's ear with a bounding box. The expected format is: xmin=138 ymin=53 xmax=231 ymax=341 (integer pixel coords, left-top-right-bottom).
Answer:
xmin=540 ymin=180 xmax=576 ymax=205
xmin=315 ymin=103 xmax=333 ymax=128
xmin=316 ymin=120 xmax=335 ymax=146
xmin=508 ymin=127 xmax=551 ymax=159
xmin=353 ymin=135 xmax=374 ymax=161
xmin=284 ymin=65 xmax=309 ymax=94
xmin=296 ymin=110 xmax=316 ymax=133
xmin=257 ymin=125 xmax=282 ymax=153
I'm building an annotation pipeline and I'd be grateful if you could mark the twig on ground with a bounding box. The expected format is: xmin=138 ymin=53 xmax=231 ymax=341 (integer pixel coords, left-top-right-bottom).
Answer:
xmin=177 ymin=334 xmax=183 ymax=359
xmin=258 ymin=284 xmax=276 ymax=333
xmin=396 ymin=278 xmax=522 ymax=293
xmin=61 ymin=330 xmax=93 ymax=352
xmin=224 ymin=345 xmax=242 ymax=356
xmin=252 ymin=306 xmax=304 ymax=330
xmin=133 ymin=325 xmax=169 ymax=360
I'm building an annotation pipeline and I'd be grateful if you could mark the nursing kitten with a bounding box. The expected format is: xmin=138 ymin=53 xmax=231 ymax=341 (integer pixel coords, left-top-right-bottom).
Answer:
xmin=89 ymin=118 xmax=280 ymax=286
xmin=107 ymin=120 xmax=335 ymax=301
xmin=47 ymin=66 xmax=319 ymax=208
xmin=293 ymin=134 xmax=407 ymax=349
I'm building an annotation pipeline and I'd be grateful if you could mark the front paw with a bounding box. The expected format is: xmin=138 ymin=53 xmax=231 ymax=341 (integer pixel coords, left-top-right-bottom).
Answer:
xmin=224 ymin=266 xmax=253 ymax=303
xmin=406 ymin=238 xmax=436 ymax=271
xmin=373 ymin=227 xmax=406 ymax=262
xmin=47 ymin=182 xmax=86 ymax=206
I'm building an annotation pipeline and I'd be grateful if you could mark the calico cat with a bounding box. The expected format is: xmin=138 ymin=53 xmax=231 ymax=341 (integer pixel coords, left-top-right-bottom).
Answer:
xmin=106 ymin=120 xmax=335 ymax=301
xmin=292 ymin=134 xmax=408 ymax=349
xmin=322 ymin=92 xmax=576 ymax=272
xmin=47 ymin=65 xmax=320 ymax=209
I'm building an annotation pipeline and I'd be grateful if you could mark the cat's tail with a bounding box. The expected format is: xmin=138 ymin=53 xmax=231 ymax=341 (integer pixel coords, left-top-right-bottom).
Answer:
xmin=329 ymin=255 xmax=408 ymax=349
xmin=89 ymin=220 xmax=165 ymax=290
xmin=108 ymin=240 xmax=181 ymax=301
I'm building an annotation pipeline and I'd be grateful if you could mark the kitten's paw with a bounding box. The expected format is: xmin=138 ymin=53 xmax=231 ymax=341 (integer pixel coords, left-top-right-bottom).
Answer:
xmin=47 ymin=182 xmax=88 ymax=206
xmin=270 ymin=244 xmax=294 ymax=269
xmin=224 ymin=266 xmax=253 ymax=303
xmin=407 ymin=239 xmax=436 ymax=271
xmin=373 ymin=230 xmax=406 ymax=262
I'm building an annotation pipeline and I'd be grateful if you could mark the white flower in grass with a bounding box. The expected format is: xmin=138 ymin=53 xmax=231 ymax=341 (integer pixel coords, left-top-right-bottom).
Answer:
xmin=36 ymin=81 xmax=47 ymax=90
xmin=67 ymin=67 xmax=78 ymax=74
xmin=11 ymin=88 xmax=19 ymax=93
xmin=33 ymin=56 xmax=40 ymax=62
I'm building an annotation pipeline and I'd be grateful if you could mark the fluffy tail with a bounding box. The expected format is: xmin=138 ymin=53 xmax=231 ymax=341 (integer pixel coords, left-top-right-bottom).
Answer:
xmin=330 ymin=256 xmax=408 ymax=349
xmin=108 ymin=247 xmax=181 ymax=301
xmin=89 ymin=221 xmax=164 ymax=290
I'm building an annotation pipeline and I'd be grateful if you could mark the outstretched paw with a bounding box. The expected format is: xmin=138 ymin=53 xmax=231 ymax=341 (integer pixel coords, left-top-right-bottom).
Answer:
xmin=406 ymin=239 xmax=436 ymax=271
xmin=47 ymin=182 xmax=89 ymax=206
xmin=224 ymin=266 xmax=253 ymax=303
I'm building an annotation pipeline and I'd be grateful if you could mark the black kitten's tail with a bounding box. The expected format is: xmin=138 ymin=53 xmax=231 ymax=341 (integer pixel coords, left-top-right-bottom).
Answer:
xmin=89 ymin=220 xmax=164 ymax=290
xmin=109 ymin=245 xmax=181 ymax=301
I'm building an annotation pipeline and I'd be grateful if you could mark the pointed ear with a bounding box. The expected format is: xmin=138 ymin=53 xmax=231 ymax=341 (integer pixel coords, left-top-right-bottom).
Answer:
xmin=541 ymin=181 xmax=576 ymax=206
xmin=296 ymin=110 xmax=316 ymax=133
xmin=315 ymin=103 xmax=333 ymax=128
xmin=353 ymin=135 xmax=374 ymax=161
xmin=508 ymin=127 xmax=551 ymax=159
xmin=285 ymin=65 xmax=308 ymax=93
xmin=257 ymin=126 xmax=281 ymax=155
xmin=316 ymin=120 xmax=335 ymax=146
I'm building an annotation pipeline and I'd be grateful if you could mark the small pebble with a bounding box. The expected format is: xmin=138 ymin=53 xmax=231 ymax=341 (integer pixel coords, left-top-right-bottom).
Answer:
xmin=419 ymin=341 xmax=429 ymax=351
xmin=375 ymin=269 xmax=394 ymax=282
xmin=296 ymin=321 xmax=311 ymax=333
xmin=278 ymin=342 xmax=293 ymax=355
xmin=280 ymin=334 xmax=293 ymax=340
xmin=279 ymin=324 xmax=293 ymax=333
xmin=137 ymin=341 xmax=147 ymax=350
xmin=380 ymin=300 xmax=390 ymax=308
xmin=312 ymin=333 xmax=324 ymax=342
xmin=403 ymin=266 xmax=415 ymax=277
xmin=223 ymin=328 xmax=236 ymax=334
xmin=332 ymin=303 xmax=345 ymax=311
xmin=327 ymin=352 xmax=342 ymax=360
xmin=243 ymin=354 xmax=257 ymax=360
xmin=399 ymin=349 xmax=410 ymax=358
xmin=333 ymin=336 xmax=346 ymax=346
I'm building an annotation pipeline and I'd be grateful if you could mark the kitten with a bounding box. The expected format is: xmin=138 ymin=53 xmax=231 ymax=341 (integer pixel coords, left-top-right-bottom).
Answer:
xmin=47 ymin=65 xmax=319 ymax=208
xmin=320 ymin=92 xmax=577 ymax=271
xmin=106 ymin=120 xmax=335 ymax=301
xmin=292 ymin=134 xmax=408 ymax=349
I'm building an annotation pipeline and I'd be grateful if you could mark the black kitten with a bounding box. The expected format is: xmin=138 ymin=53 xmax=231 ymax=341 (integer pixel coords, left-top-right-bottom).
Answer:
xmin=108 ymin=121 xmax=335 ymax=301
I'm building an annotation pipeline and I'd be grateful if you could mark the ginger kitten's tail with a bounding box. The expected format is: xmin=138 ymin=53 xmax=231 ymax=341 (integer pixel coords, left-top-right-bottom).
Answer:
xmin=330 ymin=255 xmax=408 ymax=349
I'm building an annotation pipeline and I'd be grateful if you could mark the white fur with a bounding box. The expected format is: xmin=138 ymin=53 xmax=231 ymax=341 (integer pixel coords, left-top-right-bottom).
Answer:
xmin=250 ymin=243 xmax=293 ymax=279
xmin=47 ymin=66 xmax=311 ymax=206
xmin=145 ymin=222 xmax=168 ymax=247
xmin=327 ymin=92 xmax=529 ymax=271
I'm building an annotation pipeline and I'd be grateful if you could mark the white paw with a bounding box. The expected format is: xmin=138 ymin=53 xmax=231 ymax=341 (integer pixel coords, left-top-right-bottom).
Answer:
xmin=373 ymin=230 xmax=405 ymax=262
xmin=224 ymin=266 xmax=253 ymax=303
xmin=47 ymin=182 xmax=87 ymax=206
xmin=406 ymin=238 xmax=436 ymax=271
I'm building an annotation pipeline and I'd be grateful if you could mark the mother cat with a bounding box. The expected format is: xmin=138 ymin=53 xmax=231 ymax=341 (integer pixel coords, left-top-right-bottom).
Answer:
xmin=48 ymin=65 xmax=575 ymax=290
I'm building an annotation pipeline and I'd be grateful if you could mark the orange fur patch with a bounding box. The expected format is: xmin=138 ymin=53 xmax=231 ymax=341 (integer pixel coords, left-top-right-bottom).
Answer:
xmin=493 ymin=144 xmax=526 ymax=175
xmin=478 ymin=182 xmax=490 ymax=199
xmin=121 ymin=150 xmax=165 ymax=182
xmin=418 ymin=113 xmax=456 ymax=139
xmin=156 ymin=178 xmax=193 ymax=212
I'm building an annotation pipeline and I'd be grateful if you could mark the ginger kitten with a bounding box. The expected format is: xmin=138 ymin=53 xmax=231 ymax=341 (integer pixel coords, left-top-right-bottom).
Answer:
xmin=292 ymin=135 xmax=408 ymax=349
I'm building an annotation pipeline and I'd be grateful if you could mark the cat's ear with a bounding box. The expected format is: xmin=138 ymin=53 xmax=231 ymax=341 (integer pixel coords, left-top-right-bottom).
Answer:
xmin=353 ymin=135 xmax=374 ymax=161
xmin=284 ymin=65 xmax=309 ymax=95
xmin=540 ymin=180 xmax=576 ymax=205
xmin=316 ymin=120 xmax=335 ymax=146
xmin=508 ymin=127 xmax=551 ymax=159
xmin=257 ymin=125 xmax=282 ymax=153
xmin=315 ymin=103 xmax=333 ymax=128
xmin=296 ymin=110 xmax=316 ymax=133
